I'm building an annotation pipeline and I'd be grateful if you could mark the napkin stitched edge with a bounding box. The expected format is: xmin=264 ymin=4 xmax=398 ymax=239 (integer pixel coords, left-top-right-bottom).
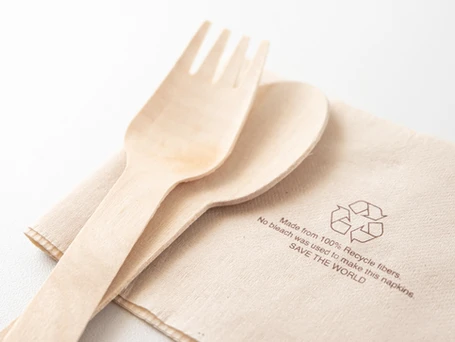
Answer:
xmin=24 ymin=227 xmax=194 ymax=342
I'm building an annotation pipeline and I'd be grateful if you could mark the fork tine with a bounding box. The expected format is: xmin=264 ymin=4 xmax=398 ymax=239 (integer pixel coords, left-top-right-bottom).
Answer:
xmin=218 ymin=36 xmax=250 ymax=87
xmin=176 ymin=21 xmax=211 ymax=72
xmin=238 ymin=41 xmax=269 ymax=89
xmin=196 ymin=29 xmax=230 ymax=80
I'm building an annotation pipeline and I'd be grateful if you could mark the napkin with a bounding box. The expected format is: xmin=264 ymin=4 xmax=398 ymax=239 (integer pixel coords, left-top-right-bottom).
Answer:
xmin=8 ymin=79 xmax=455 ymax=341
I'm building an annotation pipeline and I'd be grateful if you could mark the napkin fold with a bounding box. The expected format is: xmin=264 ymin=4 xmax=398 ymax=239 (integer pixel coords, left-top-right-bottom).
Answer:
xmin=8 ymin=79 xmax=455 ymax=341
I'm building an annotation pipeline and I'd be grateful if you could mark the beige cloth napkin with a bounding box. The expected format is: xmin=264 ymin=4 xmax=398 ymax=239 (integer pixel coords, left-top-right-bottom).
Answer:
xmin=13 ymin=86 xmax=455 ymax=340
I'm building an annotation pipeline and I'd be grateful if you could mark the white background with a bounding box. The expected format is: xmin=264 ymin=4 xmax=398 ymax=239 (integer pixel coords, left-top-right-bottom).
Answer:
xmin=0 ymin=0 xmax=454 ymax=341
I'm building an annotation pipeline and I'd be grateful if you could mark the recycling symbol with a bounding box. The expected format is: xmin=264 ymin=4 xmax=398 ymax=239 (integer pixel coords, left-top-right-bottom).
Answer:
xmin=330 ymin=200 xmax=387 ymax=243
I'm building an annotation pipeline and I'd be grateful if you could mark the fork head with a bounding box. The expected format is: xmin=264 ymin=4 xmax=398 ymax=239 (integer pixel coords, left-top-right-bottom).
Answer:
xmin=125 ymin=21 xmax=269 ymax=180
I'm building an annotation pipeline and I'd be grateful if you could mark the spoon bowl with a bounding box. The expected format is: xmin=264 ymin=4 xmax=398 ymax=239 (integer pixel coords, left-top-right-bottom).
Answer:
xmin=97 ymin=80 xmax=329 ymax=311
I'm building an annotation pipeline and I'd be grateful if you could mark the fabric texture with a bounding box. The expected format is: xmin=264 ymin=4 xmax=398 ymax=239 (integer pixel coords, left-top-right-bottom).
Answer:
xmin=15 ymin=87 xmax=455 ymax=341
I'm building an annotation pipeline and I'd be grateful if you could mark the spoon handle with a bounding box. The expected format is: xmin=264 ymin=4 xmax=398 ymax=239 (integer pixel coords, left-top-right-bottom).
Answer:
xmin=4 ymin=168 xmax=175 ymax=342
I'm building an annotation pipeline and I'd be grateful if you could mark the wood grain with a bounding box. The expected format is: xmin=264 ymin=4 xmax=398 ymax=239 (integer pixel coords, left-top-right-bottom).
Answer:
xmin=3 ymin=21 xmax=268 ymax=342
xmin=0 ymin=80 xmax=328 ymax=341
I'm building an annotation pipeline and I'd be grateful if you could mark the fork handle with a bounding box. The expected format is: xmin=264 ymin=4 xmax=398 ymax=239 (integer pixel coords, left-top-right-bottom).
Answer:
xmin=3 ymin=167 xmax=176 ymax=342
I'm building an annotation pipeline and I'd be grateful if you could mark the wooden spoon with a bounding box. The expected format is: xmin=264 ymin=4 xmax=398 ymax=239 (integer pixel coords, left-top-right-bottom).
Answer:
xmin=0 ymin=81 xmax=328 ymax=341
xmin=80 ymin=80 xmax=329 ymax=316
xmin=0 ymin=82 xmax=328 ymax=341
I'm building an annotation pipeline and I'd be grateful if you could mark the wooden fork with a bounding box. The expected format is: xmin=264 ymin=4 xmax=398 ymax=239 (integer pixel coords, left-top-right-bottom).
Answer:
xmin=4 ymin=21 xmax=268 ymax=342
